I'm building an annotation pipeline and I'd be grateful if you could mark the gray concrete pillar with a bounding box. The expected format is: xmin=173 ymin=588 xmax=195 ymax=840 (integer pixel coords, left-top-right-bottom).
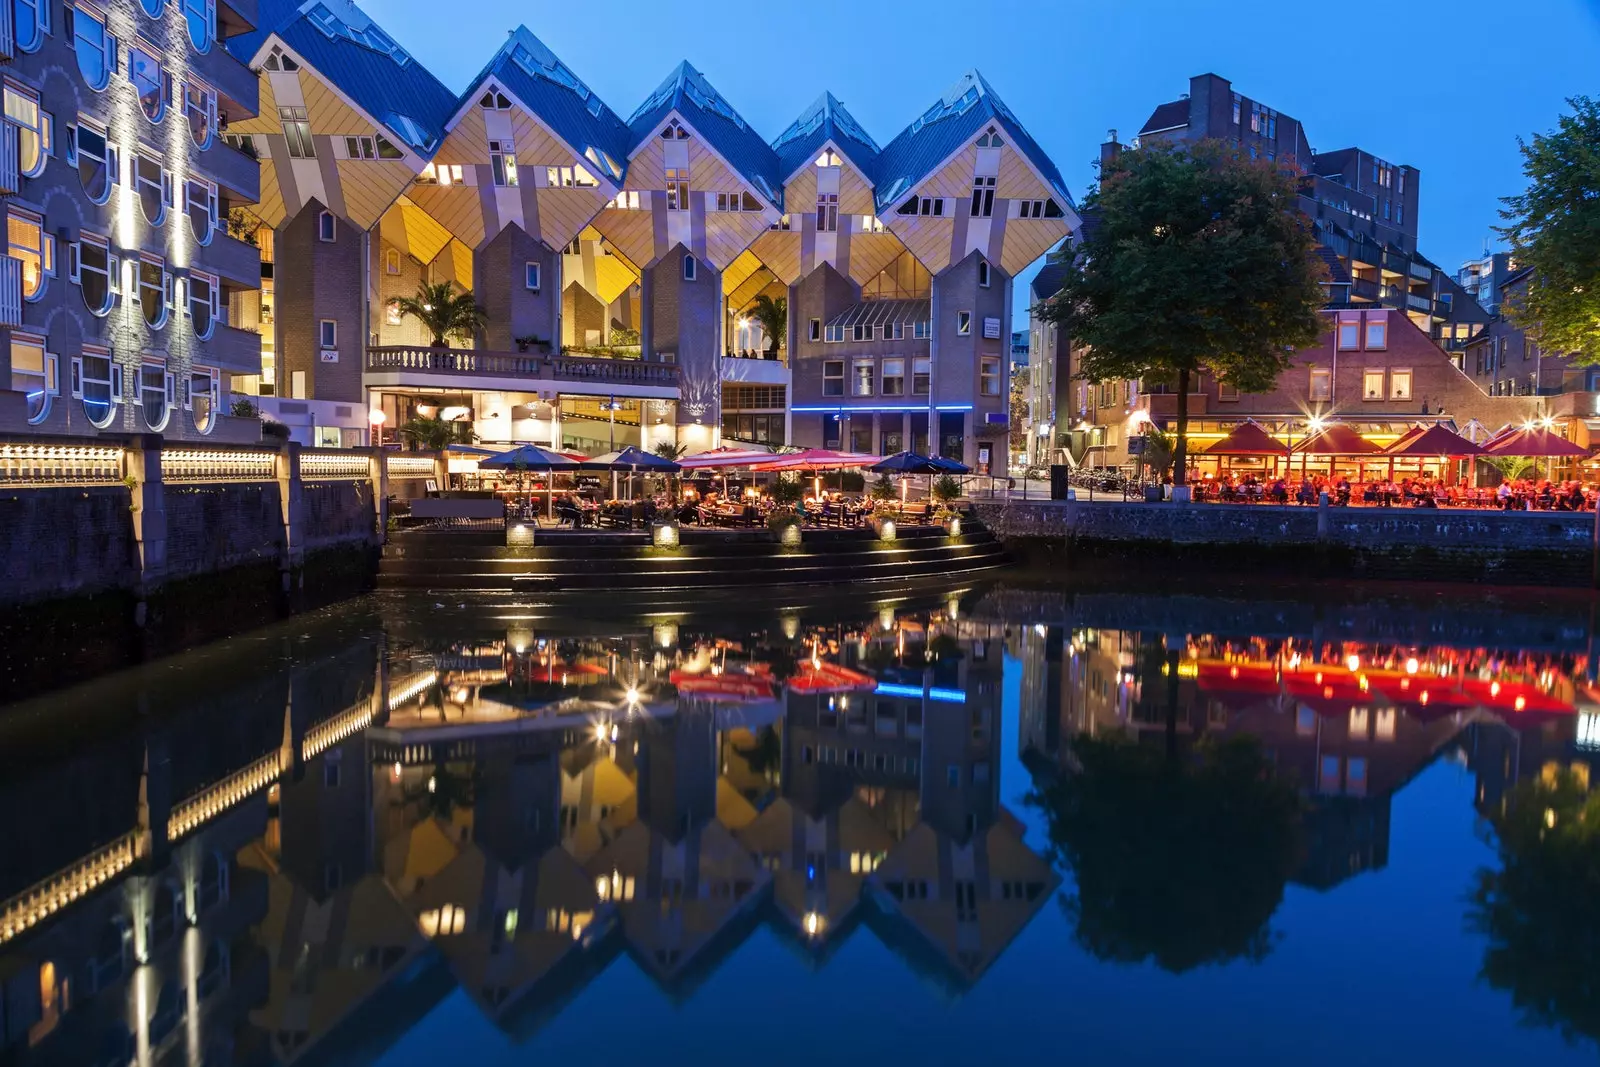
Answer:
xmin=277 ymin=441 xmax=305 ymax=586
xmin=124 ymin=434 xmax=168 ymax=595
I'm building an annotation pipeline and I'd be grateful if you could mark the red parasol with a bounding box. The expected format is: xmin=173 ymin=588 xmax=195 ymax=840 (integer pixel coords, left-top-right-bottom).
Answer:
xmin=1202 ymin=422 xmax=1289 ymax=456
xmin=1481 ymin=426 xmax=1590 ymax=457
xmin=1292 ymin=424 xmax=1382 ymax=455
xmin=1383 ymin=424 xmax=1484 ymax=457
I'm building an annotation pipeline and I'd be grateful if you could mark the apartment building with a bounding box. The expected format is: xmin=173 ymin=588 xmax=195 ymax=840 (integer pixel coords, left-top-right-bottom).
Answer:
xmin=1030 ymin=73 xmax=1515 ymax=467
xmin=0 ymin=0 xmax=265 ymax=441
xmin=212 ymin=2 xmax=1071 ymax=464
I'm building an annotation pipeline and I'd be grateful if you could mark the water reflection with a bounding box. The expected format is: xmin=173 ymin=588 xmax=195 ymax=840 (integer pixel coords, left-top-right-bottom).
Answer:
xmin=4 ymin=587 xmax=1600 ymax=1063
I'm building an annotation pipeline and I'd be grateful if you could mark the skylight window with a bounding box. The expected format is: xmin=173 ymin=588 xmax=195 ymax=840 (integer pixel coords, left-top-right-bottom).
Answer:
xmin=510 ymin=42 xmax=589 ymax=100
xmin=383 ymin=111 xmax=432 ymax=151
xmin=584 ymin=146 xmax=621 ymax=181
xmin=305 ymin=2 xmax=410 ymax=66
xmin=683 ymin=77 xmax=743 ymax=129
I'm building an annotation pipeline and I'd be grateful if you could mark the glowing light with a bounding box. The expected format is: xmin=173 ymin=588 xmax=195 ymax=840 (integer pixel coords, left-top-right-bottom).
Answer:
xmin=427 ymin=776 xmax=437 ymax=794
xmin=1545 ymin=807 xmax=1557 ymax=829
xmin=878 ymin=520 xmax=896 ymax=542
xmin=1323 ymin=685 xmax=1334 ymax=699
xmin=594 ymin=723 xmax=608 ymax=743
xmin=624 ymin=687 xmax=640 ymax=704
xmin=1405 ymin=657 xmax=1419 ymax=675
xmin=803 ymin=911 xmax=824 ymax=937
xmin=1514 ymin=695 xmax=1527 ymax=712
xmin=369 ymin=409 xmax=387 ymax=425
xmin=1229 ymin=665 xmax=1240 ymax=679
xmin=1490 ymin=681 xmax=1501 ymax=698
xmin=1346 ymin=654 xmax=1360 ymax=672
xmin=1420 ymin=690 xmax=1430 ymax=705
xmin=391 ymin=761 xmax=402 ymax=781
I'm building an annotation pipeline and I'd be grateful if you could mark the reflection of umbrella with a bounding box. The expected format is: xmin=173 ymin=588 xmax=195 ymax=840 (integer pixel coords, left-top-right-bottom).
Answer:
xmin=1482 ymin=427 xmax=1589 ymax=457
xmin=928 ymin=454 xmax=972 ymax=474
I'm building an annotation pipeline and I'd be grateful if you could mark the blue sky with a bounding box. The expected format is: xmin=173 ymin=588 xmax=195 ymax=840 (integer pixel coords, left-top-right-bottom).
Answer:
xmin=361 ymin=0 xmax=1600 ymax=323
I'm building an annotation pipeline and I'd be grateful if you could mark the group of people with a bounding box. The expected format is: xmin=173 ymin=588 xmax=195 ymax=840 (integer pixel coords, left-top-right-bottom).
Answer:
xmin=1196 ymin=471 xmax=1595 ymax=510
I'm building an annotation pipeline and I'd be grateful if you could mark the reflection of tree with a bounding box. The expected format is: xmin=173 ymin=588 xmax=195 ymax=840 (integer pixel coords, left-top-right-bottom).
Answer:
xmin=1471 ymin=770 xmax=1600 ymax=1048
xmin=1029 ymin=732 xmax=1303 ymax=973
xmin=401 ymin=759 xmax=478 ymax=821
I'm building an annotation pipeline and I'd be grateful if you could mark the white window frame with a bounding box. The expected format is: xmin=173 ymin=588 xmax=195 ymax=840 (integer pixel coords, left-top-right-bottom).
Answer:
xmin=319 ymin=319 xmax=337 ymax=349
xmin=980 ymin=355 xmax=1002 ymax=397
xmin=1309 ymin=368 xmax=1332 ymax=402
xmin=384 ymin=248 xmax=400 ymax=274
xmin=956 ymin=311 xmax=972 ymax=336
xmin=8 ymin=207 xmax=55 ymax=301
xmin=816 ymin=192 xmax=838 ymax=233
xmin=1362 ymin=369 xmax=1386 ymax=401
xmin=1389 ymin=369 xmax=1413 ymax=401
xmin=135 ymin=255 xmax=170 ymax=329
xmin=12 ymin=332 xmax=56 ymax=424
xmin=977 ymin=260 xmax=991 ymax=288
xmin=913 ymin=357 xmax=931 ymax=396
xmin=183 ymin=0 xmax=214 ymax=53
xmin=682 ymin=254 xmax=696 ymax=282
xmin=186 ymin=176 xmax=217 ymax=245
xmin=188 ymin=269 xmax=219 ymax=339
xmin=808 ymin=318 xmax=820 ymax=342
xmin=185 ymin=366 xmax=220 ymax=434
xmin=882 ymin=357 xmax=905 ymax=396
xmin=1365 ymin=317 xmax=1388 ymax=350
xmin=130 ymin=43 xmax=169 ymax=124
xmin=73 ymin=347 xmax=119 ymax=427
xmin=524 ymin=261 xmax=540 ymax=292
xmin=135 ymin=154 xmax=170 ymax=226
xmin=70 ymin=235 xmax=118 ymax=317
xmin=852 ymin=357 xmax=874 ymax=397
xmin=1337 ymin=318 xmax=1360 ymax=351
xmin=822 ymin=360 xmax=844 ymax=397
xmin=489 ymin=139 xmax=518 ymax=187
xmin=70 ymin=4 xmax=116 ymax=93
xmin=136 ymin=360 xmax=174 ymax=431
xmin=317 ymin=211 xmax=336 ymax=242
xmin=15 ymin=0 xmax=49 ymax=52
xmin=5 ymin=82 xmax=52 ymax=178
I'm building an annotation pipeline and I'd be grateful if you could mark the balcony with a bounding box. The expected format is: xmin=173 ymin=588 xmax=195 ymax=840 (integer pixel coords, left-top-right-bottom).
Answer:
xmin=1349 ymin=242 xmax=1383 ymax=268
xmin=1382 ymin=250 xmax=1410 ymax=275
xmin=207 ymin=322 xmax=263 ymax=374
xmin=722 ymin=352 xmax=790 ymax=386
xmin=193 ymin=43 xmax=260 ymax=125
xmin=1405 ymin=293 xmax=1431 ymax=313
xmin=1351 ymin=277 xmax=1379 ymax=300
xmin=366 ymin=346 xmax=681 ymax=398
xmin=0 ymin=0 xmax=12 ymax=61
xmin=191 ymin=139 xmax=259 ymax=203
xmin=0 ymin=256 xmax=20 ymax=326
xmin=195 ymin=231 xmax=262 ymax=291
xmin=218 ymin=0 xmax=259 ymax=39
xmin=1409 ymin=259 xmax=1433 ymax=282
xmin=0 ymin=122 xmax=16 ymax=197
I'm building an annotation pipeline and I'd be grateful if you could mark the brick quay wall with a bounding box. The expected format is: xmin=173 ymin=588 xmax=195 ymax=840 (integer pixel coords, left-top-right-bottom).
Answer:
xmin=973 ymin=499 xmax=1599 ymax=588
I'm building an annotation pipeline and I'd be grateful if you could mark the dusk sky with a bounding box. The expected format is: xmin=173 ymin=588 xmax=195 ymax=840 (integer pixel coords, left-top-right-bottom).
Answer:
xmin=361 ymin=0 xmax=1600 ymax=323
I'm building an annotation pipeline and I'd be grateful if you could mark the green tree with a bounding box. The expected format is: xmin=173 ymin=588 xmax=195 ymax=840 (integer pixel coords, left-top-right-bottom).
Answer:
xmin=653 ymin=441 xmax=688 ymax=461
xmin=389 ymin=281 xmax=488 ymax=348
xmin=744 ymin=293 xmax=788 ymax=358
xmin=1009 ymin=374 xmax=1030 ymax=455
xmin=1471 ymin=769 xmax=1600 ymax=1047
xmin=870 ymin=472 xmax=896 ymax=501
xmin=931 ymin=474 xmax=962 ymax=503
xmin=398 ymin=415 xmax=474 ymax=450
xmin=1038 ymin=141 xmax=1326 ymax=487
xmin=1498 ymin=97 xmax=1600 ymax=362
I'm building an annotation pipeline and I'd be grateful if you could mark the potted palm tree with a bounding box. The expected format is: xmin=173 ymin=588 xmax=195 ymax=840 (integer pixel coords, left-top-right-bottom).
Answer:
xmin=745 ymin=294 xmax=787 ymax=360
xmin=399 ymin=414 xmax=476 ymax=451
xmin=389 ymin=281 xmax=488 ymax=348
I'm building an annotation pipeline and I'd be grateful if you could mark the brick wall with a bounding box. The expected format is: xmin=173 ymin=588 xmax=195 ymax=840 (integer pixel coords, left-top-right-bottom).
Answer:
xmin=276 ymin=202 xmax=364 ymax=402
xmin=477 ymin=226 xmax=559 ymax=351
xmin=303 ymin=481 xmax=374 ymax=547
xmin=0 ymin=487 xmax=138 ymax=602
xmin=646 ymin=245 xmax=722 ymax=426
xmin=163 ymin=484 xmax=285 ymax=579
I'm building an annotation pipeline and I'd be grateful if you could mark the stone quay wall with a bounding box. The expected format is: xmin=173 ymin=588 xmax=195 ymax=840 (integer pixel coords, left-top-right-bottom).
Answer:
xmin=974 ymin=499 xmax=1599 ymax=587
xmin=0 ymin=437 xmax=441 ymax=699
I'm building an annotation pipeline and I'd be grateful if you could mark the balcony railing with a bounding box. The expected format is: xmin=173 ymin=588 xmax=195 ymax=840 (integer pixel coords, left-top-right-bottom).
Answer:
xmin=1405 ymin=293 xmax=1432 ymax=313
xmin=1348 ymin=242 xmax=1383 ymax=267
xmin=0 ymin=255 xmax=21 ymax=327
xmin=1409 ymin=259 xmax=1433 ymax=282
xmin=1351 ymin=277 xmax=1379 ymax=300
xmin=367 ymin=346 xmax=681 ymax=388
xmin=1382 ymin=250 xmax=1411 ymax=275
xmin=0 ymin=122 xmax=18 ymax=196
xmin=0 ymin=0 xmax=12 ymax=61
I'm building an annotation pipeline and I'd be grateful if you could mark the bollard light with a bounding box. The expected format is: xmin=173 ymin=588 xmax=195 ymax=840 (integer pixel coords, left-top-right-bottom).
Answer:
xmin=879 ymin=519 xmax=897 ymax=542
xmin=653 ymin=521 xmax=680 ymax=549
xmin=507 ymin=522 xmax=535 ymax=546
xmin=947 ymin=516 xmax=962 ymax=537
xmin=780 ymin=522 xmax=802 ymax=547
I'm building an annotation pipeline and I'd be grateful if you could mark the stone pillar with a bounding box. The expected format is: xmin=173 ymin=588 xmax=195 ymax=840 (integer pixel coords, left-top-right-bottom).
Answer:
xmin=125 ymin=433 xmax=169 ymax=606
xmin=369 ymin=446 xmax=391 ymax=544
xmin=277 ymin=441 xmax=305 ymax=589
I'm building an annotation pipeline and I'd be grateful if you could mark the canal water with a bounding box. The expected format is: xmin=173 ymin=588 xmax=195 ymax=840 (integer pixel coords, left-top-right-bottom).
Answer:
xmin=2 ymin=581 xmax=1598 ymax=1066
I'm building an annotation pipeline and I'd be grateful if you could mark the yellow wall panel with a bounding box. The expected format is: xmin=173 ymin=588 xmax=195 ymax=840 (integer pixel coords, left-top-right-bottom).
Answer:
xmin=300 ymin=73 xmax=369 ymax=135
xmin=407 ymin=185 xmax=485 ymax=250
xmin=231 ymin=73 xmax=280 ymax=135
xmin=624 ymin=140 xmax=666 ymax=191
xmin=748 ymin=231 xmax=801 ymax=284
xmin=892 ymin=217 xmax=954 ymax=275
xmin=721 ymin=248 xmax=763 ymax=297
xmin=839 ymin=166 xmax=875 ymax=218
xmin=995 ymin=149 xmax=1056 ymax=201
xmin=848 ymin=233 xmax=910 ymax=287
xmin=593 ymin=209 xmax=656 ymax=269
xmin=921 ymin=146 xmax=977 ymax=199
xmin=593 ymin=252 xmax=639 ymax=304
xmin=437 ymin=109 xmax=490 ymax=167
xmin=703 ymin=212 xmax=767 ymax=272
xmin=253 ymin=164 xmax=286 ymax=228
xmin=784 ymin=168 xmax=817 ymax=220
xmin=1000 ymin=220 xmax=1070 ymax=277
xmin=536 ymin=187 xmax=607 ymax=251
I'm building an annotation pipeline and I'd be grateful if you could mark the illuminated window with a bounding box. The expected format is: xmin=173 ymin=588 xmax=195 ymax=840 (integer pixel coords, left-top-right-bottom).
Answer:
xmin=15 ymin=0 xmax=48 ymax=52
xmin=183 ymin=0 xmax=214 ymax=51
xmin=188 ymin=270 xmax=217 ymax=338
xmin=489 ymin=140 xmax=518 ymax=187
xmin=70 ymin=6 xmax=114 ymax=92
xmin=1337 ymin=318 xmax=1360 ymax=350
xmin=606 ymin=190 xmax=641 ymax=210
xmin=137 ymin=257 xmax=170 ymax=329
xmin=1363 ymin=369 xmax=1385 ymax=401
xmin=186 ymin=177 xmax=217 ymax=245
xmin=71 ymin=235 xmax=116 ymax=316
xmin=1309 ymin=368 xmax=1331 ymax=401
xmin=5 ymin=82 xmax=51 ymax=177
xmin=8 ymin=208 xmax=54 ymax=300
xmin=279 ymin=106 xmax=313 ymax=158
xmin=11 ymin=333 xmax=55 ymax=423
xmin=1389 ymin=369 xmax=1412 ymax=401
xmin=186 ymin=80 xmax=217 ymax=147
xmin=545 ymin=164 xmax=596 ymax=189
xmin=659 ymin=120 xmax=689 ymax=140
xmin=815 ymin=149 xmax=842 ymax=167
xmin=418 ymin=905 xmax=466 ymax=938
xmin=187 ymin=367 xmax=219 ymax=434
xmin=913 ymin=357 xmax=931 ymax=395
xmin=956 ymin=311 xmax=972 ymax=336
xmin=823 ymin=360 xmax=844 ymax=397
xmin=138 ymin=361 xmax=173 ymax=430
xmin=130 ymin=45 xmax=169 ymax=123
xmin=73 ymin=348 xmax=118 ymax=426
xmin=852 ymin=358 xmax=874 ymax=397
xmin=665 ymin=167 xmax=689 ymax=211
xmin=1375 ymin=707 xmax=1395 ymax=741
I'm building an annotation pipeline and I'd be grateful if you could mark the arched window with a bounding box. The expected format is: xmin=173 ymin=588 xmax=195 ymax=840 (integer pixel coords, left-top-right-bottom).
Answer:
xmin=138 ymin=360 xmax=173 ymax=430
xmin=130 ymin=45 xmax=167 ymax=122
xmin=183 ymin=0 xmax=214 ymax=52
xmin=72 ymin=236 xmax=117 ymax=317
xmin=12 ymin=333 xmax=55 ymax=423
xmin=71 ymin=6 xmax=115 ymax=92
xmin=73 ymin=347 xmax=119 ymax=427
xmin=682 ymin=254 xmax=696 ymax=282
xmin=137 ymin=257 xmax=170 ymax=329
xmin=73 ymin=122 xmax=116 ymax=204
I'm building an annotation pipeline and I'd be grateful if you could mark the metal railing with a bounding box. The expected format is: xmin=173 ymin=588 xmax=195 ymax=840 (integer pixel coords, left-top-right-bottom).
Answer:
xmin=0 ymin=254 xmax=21 ymax=327
xmin=368 ymin=345 xmax=680 ymax=388
xmin=0 ymin=121 xmax=19 ymax=197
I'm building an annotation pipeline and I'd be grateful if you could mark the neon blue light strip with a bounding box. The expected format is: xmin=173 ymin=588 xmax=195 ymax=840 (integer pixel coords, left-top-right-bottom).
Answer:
xmin=874 ymin=683 xmax=965 ymax=703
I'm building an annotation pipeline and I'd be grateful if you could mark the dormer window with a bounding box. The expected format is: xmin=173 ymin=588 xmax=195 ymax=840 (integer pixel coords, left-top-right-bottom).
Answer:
xmin=263 ymin=47 xmax=299 ymax=72
xmin=660 ymin=120 xmax=689 ymax=140
xmin=815 ymin=149 xmax=842 ymax=168
xmin=975 ymin=127 xmax=1005 ymax=148
xmin=479 ymin=88 xmax=512 ymax=110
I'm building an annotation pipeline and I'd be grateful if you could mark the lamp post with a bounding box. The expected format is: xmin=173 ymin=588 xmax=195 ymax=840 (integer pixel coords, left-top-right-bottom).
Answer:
xmin=369 ymin=408 xmax=386 ymax=448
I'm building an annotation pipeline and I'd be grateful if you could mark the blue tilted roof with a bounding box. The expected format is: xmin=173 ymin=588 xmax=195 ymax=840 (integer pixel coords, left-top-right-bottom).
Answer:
xmin=456 ymin=27 xmax=634 ymax=185
xmin=873 ymin=70 xmax=1072 ymax=215
xmin=227 ymin=0 xmax=457 ymax=154
xmin=627 ymin=62 xmax=784 ymax=209
xmin=771 ymin=92 xmax=881 ymax=185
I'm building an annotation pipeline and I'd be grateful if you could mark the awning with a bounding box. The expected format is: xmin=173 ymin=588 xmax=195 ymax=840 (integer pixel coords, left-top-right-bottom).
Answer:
xmin=825 ymin=299 xmax=930 ymax=331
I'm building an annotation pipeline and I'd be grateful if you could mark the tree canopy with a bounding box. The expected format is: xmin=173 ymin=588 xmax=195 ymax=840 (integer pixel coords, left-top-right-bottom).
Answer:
xmin=1498 ymin=96 xmax=1600 ymax=362
xmin=1038 ymin=140 xmax=1326 ymax=484
xmin=390 ymin=280 xmax=488 ymax=347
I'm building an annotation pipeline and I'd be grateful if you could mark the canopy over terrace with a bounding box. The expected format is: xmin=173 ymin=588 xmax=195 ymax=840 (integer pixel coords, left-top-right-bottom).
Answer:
xmin=1292 ymin=424 xmax=1383 ymax=456
xmin=1482 ymin=426 xmax=1590 ymax=457
xmin=752 ymin=449 xmax=882 ymax=472
xmin=678 ymin=446 xmax=778 ymax=470
xmin=1383 ymin=425 xmax=1484 ymax=457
